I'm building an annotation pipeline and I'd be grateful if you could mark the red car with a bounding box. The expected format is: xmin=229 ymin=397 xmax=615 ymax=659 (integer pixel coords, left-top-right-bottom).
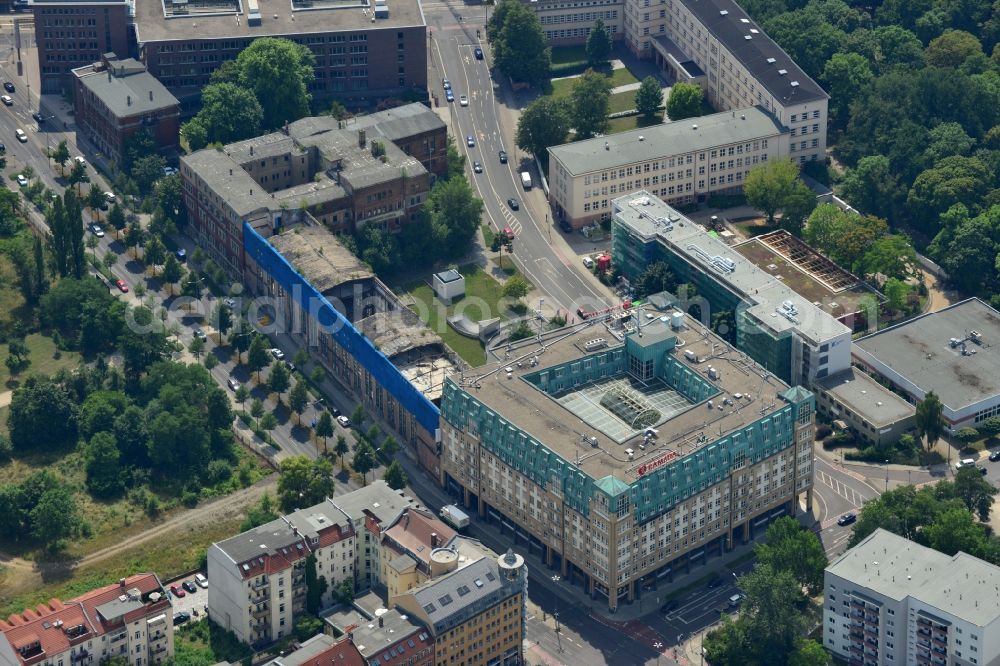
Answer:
xmin=115 ymin=279 xmax=129 ymax=293
xmin=170 ymin=584 xmax=186 ymax=598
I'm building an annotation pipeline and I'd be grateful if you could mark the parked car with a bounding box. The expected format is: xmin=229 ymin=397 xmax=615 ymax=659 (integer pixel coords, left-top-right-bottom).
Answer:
xmin=74 ymin=156 xmax=86 ymax=166
xmin=182 ymin=580 xmax=197 ymax=594
xmin=442 ymin=78 xmax=451 ymax=90
xmin=837 ymin=512 xmax=857 ymax=526
xmin=15 ymin=128 xmax=27 ymax=143
xmin=115 ymin=279 xmax=129 ymax=293
xmin=474 ymin=47 xmax=484 ymax=60
xmin=0 ymin=143 xmax=6 ymax=153
xmin=506 ymin=198 xmax=519 ymax=211
xmin=104 ymin=191 xmax=116 ymax=203
xmin=175 ymin=248 xmax=187 ymax=262
xmin=170 ymin=585 xmax=186 ymax=598
xmin=284 ymin=360 xmax=295 ymax=372
xmin=337 ymin=415 xmax=350 ymax=428
xmin=582 ymin=256 xmax=595 ymax=269
xmin=16 ymin=174 xmax=27 ymax=187
xmin=975 ymin=463 xmax=988 ymax=475
xmin=89 ymin=223 xmax=105 ymax=238
xmin=4 ymin=82 xmax=15 ymax=93
xmin=224 ymin=297 xmax=236 ymax=309
xmin=163 ymin=166 xmax=178 ymax=176
xmin=172 ymin=612 xmax=190 ymax=626
xmin=227 ymin=377 xmax=240 ymax=391
xmin=466 ymin=135 xmax=475 ymax=147
xmin=989 ymin=450 xmax=1000 ymax=462
xmin=956 ymin=457 xmax=976 ymax=470
xmin=32 ymin=112 xmax=43 ymax=123
xmin=445 ymin=90 xmax=454 ymax=103
xmin=0 ymin=95 xmax=12 ymax=106
xmin=498 ymin=150 xmax=507 ymax=163
xmin=195 ymin=573 xmax=208 ymax=588
xmin=193 ymin=327 xmax=207 ymax=341
xmin=727 ymin=593 xmax=745 ymax=610
xmin=473 ymin=161 xmax=482 ymax=173
xmin=459 ymin=95 xmax=468 ymax=107
xmin=270 ymin=347 xmax=286 ymax=360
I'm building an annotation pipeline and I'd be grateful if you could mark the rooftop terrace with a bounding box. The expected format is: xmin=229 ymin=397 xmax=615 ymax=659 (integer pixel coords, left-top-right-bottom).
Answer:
xmin=459 ymin=307 xmax=791 ymax=480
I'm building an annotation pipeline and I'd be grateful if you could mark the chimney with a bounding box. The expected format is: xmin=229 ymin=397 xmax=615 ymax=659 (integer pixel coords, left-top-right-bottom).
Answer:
xmin=250 ymin=145 xmax=254 ymax=156
xmin=126 ymin=95 xmax=131 ymax=106
xmin=359 ymin=129 xmax=367 ymax=148
xmin=119 ymin=578 xmax=126 ymax=588
xmin=149 ymin=90 xmax=153 ymax=101
xmin=107 ymin=69 xmax=112 ymax=82
xmin=430 ymin=532 xmax=438 ymax=548
xmin=378 ymin=616 xmax=384 ymax=628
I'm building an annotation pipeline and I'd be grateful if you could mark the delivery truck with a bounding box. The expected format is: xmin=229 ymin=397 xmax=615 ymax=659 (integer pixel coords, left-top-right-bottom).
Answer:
xmin=439 ymin=504 xmax=470 ymax=530
xmin=520 ymin=171 xmax=532 ymax=190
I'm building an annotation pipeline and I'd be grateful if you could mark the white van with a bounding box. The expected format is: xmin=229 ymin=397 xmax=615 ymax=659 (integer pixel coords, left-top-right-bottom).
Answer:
xmin=195 ymin=573 xmax=208 ymax=588
xmin=15 ymin=128 xmax=27 ymax=143
xmin=520 ymin=171 xmax=532 ymax=190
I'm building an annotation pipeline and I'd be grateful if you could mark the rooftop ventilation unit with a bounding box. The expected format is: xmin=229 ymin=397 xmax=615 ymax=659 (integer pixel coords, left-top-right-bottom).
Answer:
xmin=584 ymin=338 xmax=608 ymax=352
xmin=778 ymin=69 xmax=788 ymax=75
xmin=750 ymin=28 xmax=759 ymax=34
xmin=719 ymin=9 xmax=728 ymax=15
xmin=790 ymin=81 xmax=800 ymax=87
xmin=740 ymin=18 xmax=749 ymax=23
xmin=744 ymin=35 xmax=752 ymax=40
xmin=766 ymin=57 xmax=776 ymax=64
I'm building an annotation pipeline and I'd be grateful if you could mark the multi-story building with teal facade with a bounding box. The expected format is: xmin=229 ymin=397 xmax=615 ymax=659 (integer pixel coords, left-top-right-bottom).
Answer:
xmin=611 ymin=192 xmax=852 ymax=388
xmin=439 ymin=311 xmax=815 ymax=612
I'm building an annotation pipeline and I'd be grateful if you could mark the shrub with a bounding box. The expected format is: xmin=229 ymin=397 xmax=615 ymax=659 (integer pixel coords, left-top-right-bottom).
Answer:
xmin=204 ymin=459 xmax=233 ymax=485
xmin=181 ymin=489 xmax=199 ymax=508
xmin=955 ymin=427 xmax=980 ymax=443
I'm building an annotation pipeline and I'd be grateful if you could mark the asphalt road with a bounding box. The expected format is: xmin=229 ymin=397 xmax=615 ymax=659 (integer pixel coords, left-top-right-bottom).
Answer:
xmin=424 ymin=5 xmax=612 ymax=317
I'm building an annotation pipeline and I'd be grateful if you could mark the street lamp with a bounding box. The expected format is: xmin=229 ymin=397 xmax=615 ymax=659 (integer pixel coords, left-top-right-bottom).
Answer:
xmin=885 ymin=459 xmax=889 ymax=493
xmin=674 ymin=634 xmax=683 ymax=660
xmin=653 ymin=641 xmax=663 ymax=666
xmin=551 ymin=575 xmax=562 ymax=653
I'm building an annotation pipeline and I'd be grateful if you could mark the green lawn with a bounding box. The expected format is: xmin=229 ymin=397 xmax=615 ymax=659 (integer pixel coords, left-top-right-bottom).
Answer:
xmin=404 ymin=264 xmax=515 ymax=367
xmin=609 ymin=91 xmax=638 ymax=115
xmin=607 ymin=113 xmax=665 ymax=135
xmin=0 ymin=333 xmax=83 ymax=388
xmin=608 ymin=67 xmax=640 ymax=88
xmin=551 ymin=45 xmax=589 ymax=66
xmin=550 ymin=66 xmax=640 ymax=99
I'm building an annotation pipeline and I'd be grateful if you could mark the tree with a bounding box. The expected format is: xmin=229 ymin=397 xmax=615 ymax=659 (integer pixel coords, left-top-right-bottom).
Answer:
xmin=570 ymin=69 xmax=611 ymax=140
xmin=665 ymin=82 xmax=704 ymax=120
xmin=586 ymin=19 xmax=612 ymax=64
xmin=839 ymin=155 xmax=905 ymax=222
xmin=123 ymin=129 xmax=156 ymax=173
xmin=351 ymin=439 xmax=378 ymax=485
xmin=293 ymin=348 xmax=309 ymax=369
xmin=861 ymin=234 xmax=916 ymax=280
xmin=351 ymin=404 xmax=366 ymax=425
xmin=250 ymin=398 xmax=265 ymax=426
xmin=923 ymin=507 xmax=989 ymax=557
xmin=381 ymin=435 xmax=399 ymax=457
xmin=516 ymin=97 xmax=571 ymax=159
xmin=182 ymin=82 xmax=264 ymax=150
xmin=925 ymin=29 xmax=983 ymax=68
xmin=143 ymin=235 xmax=166 ymax=276
xmin=235 ymin=38 xmax=316 ymax=129
xmin=906 ymin=156 xmax=992 ymax=233
xmin=883 ymin=278 xmax=909 ymax=312
xmin=303 ymin=553 xmax=328 ymax=617
xmin=67 ymin=159 xmax=89 ymax=194
xmin=268 ymin=361 xmax=291 ymax=401
xmin=234 ymin=384 xmax=250 ymax=409
xmin=108 ymin=203 xmax=127 ymax=238
xmin=821 ymin=53 xmax=873 ymax=127
xmin=86 ymin=183 xmax=105 ymax=218
xmin=124 ymin=222 xmax=145 ymax=258
xmin=924 ymin=122 xmax=976 ymax=164
xmin=214 ymin=302 xmax=233 ymax=343
xmin=248 ymin=336 xmax=272 ymax=380
xmin=161 ymin=254 xmax=182 ymax=295
xmin=8 ymin=377 xmax=78 ymax=451
xmin=132 ymin=155 xmax=166 ymax=195
xmin=501 ymin=274 xmax=530 ymax=300
xmin=445 ymin=134 xmax=466 ymax=181
xmin=84 ymin=431 xmax=123 ymax=497
xmin=52 ymin=139 xmax=70 ymax=174
xmin=744 ymin=158 xmax=809 ymax=227
xmin=950 ymin=466 xmax=999 ymax=521
xmin=188 ymin=335 xmax=205 ymax=357
xmin=259 ymin=412 xmax=278 ymax=444
xmin=492 ymin=1 xmax=551 ymax=87
xmin=29 ymin=484 xmax=78 ymax=551
xmin=754 ymin=517 xmax=827 ymax=595
xmin=232 ymin=319 xmax=251 ymax=364
xmin=420 ymin=174 xmax=485 ymax=260
xmin=788 ymin=640 xmax=831 ymax=666
xmin=289 ymin=380 xmax=309 ymax=425
xmin=334 ymin=434 xmax=350 ymax=469
xmin=383 ymin=460 xmax=408 ymax=490
xmin=763 ymin=8 xmax=847 ymax=75
xmin=916 ymin=391 xmax=945 ymax=451
xmin=315 ymin=412 xmax=334 ymax=452
xmin=63 ymin=191 xmax=86 ymax=279
xmin=634 ymin=76 xmax=664 ymax=120
xmin=277 ymin=456 xmax=334 ymax=512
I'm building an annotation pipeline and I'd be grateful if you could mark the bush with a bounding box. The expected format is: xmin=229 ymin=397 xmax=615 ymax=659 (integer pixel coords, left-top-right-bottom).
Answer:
xmin=955 ymin=427 xmax=980 ymax=443
xmin=0 ymin=434 xmax=12 ymax=462
xmin=181 ymin=489 xmax=199 ymax=508
xmin=979 ymin=417 xmax=1000 ymax=437
xmin=145 ymin=494 xmax=162 ymax=518
xmin=204 ymin=459 xmax=233 ymax=485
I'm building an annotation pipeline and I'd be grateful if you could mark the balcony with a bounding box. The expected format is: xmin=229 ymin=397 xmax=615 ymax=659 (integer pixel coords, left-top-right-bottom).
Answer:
xmin=71 ymin=650 xmax=89 ymax=662
xmin=292 ymin=574 xmax=305 ymax=586
xmin=251 ymin=606 xmax=269 ymax=619
xmin=252 ymin=579 xmax=269 ymax=590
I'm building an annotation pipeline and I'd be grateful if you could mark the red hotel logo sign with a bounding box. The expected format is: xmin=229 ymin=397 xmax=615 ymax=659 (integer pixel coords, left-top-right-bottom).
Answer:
xmin=637 ymin=450 xmax=679 ymax=476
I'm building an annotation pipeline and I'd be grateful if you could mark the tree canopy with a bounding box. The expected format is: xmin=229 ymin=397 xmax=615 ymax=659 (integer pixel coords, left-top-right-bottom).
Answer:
xmin=586 ymin=19 xmax=612 ymax=64
xmin=634 ymin=77 xmax=664 ymax=120
xmin=570 ymin=69 xmax=612 ymax=140
xmin=277 ymin=456 xmax=335 ymax=512
xmin=665 ymin=82 xmax=704 ymax=120
xmin=743 ymin=158 xmax=814 ymax=228
xmin=182 ymin=82 xmax=264 ymax=151
xmin=516 ymin=97 xmax=570 ymax=159
xmin=490 ymin=0 xmax=551 ymax=87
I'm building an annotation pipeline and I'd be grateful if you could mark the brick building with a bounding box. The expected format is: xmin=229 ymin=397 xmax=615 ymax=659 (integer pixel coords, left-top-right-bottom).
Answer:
xmin=0 ymin=574 xmax=174 ymax=666
xmin=72 ymin=54 xmax=180 ymax=163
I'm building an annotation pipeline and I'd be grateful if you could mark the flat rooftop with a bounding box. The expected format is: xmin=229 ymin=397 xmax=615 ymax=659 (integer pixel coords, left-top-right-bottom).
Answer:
xmin=74 ymin=58 xmax=178 ymax=118
xmin=614 ymin=192 xmax=851 ymax=346
xmin=854 ymin=298 xmax=1000 ymax=411
xmin=133 ymin=0 xmax=425 ymax=44
xmin=733 ymin=233 xmax=870 ymax=320
xmin=462 ymin=308 xmax=791 ymax=481
xmin=827 ymin=529 xmax=1000 ymax=628
xmin=269 ymin=225 xmax=373 ymax=294
xmin=815 ymin=369 xmax=914 ymax=428
xmin=549 ymin=106 xmax=784 ymax=176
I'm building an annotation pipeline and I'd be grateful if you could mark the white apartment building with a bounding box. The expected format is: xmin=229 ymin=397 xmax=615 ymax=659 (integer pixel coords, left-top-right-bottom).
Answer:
xmin=0 ymin=575 xmax=174 ymax=666
xmin=209 ymin=481 xmax=447 ymax=647
xmin=549 ymin=106 xmax=788 ymax=227
xmin=824 ymin=529 xmax=1000 ymax=666
xmin=653 ymin=0 xmax=828 ymax=164
xmin=532 ymin=0 xmax=623 ymax=45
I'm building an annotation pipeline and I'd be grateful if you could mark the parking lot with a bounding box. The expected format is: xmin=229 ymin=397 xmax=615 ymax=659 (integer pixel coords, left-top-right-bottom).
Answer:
xmin=167 ymin=574 xmax=209 ymax=626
